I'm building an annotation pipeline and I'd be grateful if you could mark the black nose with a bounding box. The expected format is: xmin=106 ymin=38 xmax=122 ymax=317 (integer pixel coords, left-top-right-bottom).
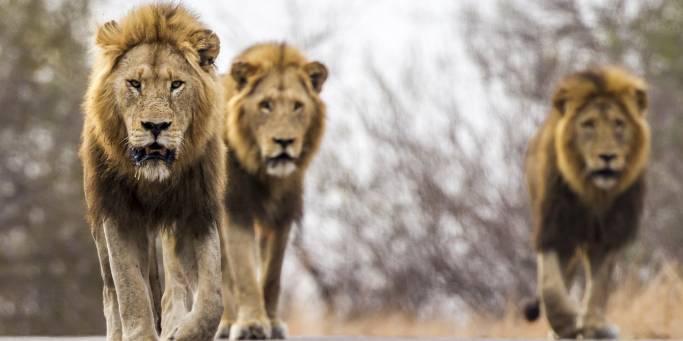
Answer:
xmin=141 ymin=121 xmax=171 ymax=138
xmin=273 ymin=138 xmax=294 ymax=148
xmin=599 ymin=153 xmax=617 ymax=163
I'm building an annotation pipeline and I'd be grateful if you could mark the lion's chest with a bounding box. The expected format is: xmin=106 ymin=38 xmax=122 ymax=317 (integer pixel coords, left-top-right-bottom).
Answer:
xmin=535 ymin=176 xmax=645 ymax=252
xmin=226 ymin=174 xmax=303 ymax=229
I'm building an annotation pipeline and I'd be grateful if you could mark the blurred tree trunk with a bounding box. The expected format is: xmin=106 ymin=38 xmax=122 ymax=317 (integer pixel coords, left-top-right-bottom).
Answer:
xmin=0 ymin=0 xmax=101 ymax=335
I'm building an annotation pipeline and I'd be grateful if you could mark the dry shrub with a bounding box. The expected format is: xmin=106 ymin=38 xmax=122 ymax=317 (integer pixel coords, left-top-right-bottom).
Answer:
xmin=287 ymin=264 xmax=683 ymax=339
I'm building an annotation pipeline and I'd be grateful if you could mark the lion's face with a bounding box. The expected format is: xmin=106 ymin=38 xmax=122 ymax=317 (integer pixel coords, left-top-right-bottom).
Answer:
xmin=113 ymin=44 xmax=196 ymax=181
xmin=226 ymin=47 xmax=327 ymax=178
xmin=572 ymin=98 xmax=636 ymax=190
xmin=552 ymin=67 xmax=650 ymax=197
xmin=240 ymin=69 xmax=317 ymax=177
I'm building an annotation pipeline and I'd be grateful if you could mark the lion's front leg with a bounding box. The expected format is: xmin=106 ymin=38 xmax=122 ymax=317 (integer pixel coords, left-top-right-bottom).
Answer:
xmin=226 ymin=220 xmax=271 ymax=340
xmin=218 ymin=220 xmax=238 ymax=339
xmin=538 ymin=250 xmax=581 ymax=339
xmin=581 ymin=249 xmax=619 ymax=339
xmin=259 ymin=224 xmax=291 ymax=339
xmin=92 ymin=224 xmax=122 ymax=341
xmin=162 ymin=223 xmax=223 ymax=341
xmin=103 ymin=220 xmax=158 ymax=341
xmin=149 ymin=241 xmax=163 ymax=335
xmin=160 ymin=229 xmax=190 ymax=338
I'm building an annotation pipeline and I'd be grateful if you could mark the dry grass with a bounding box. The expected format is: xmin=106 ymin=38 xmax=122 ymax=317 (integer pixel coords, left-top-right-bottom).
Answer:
xmin=608 ymin=264 xmax=683 ymax=338
xmin=287 ymin=264 xmax=683 ymax=338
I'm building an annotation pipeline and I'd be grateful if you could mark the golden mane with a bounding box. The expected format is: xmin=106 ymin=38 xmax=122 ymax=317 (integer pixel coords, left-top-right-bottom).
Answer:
xmin=82 ymin=3 xmax=222 ymax=178
xmin=95 ymin=3 xmax=219 ymax=71
xmin=552 ymin=66 xmax=650 ymax=202
xmin=526 ymin=67 xmax=650 ymax=251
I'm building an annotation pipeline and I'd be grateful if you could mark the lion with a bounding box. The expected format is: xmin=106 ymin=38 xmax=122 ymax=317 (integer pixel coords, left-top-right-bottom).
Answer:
xmin=80 ymin=4 xmax=226 ymax=341
xmin=216 ymin=43 xmax=328 ymax=340
xmin=523 ymin=66 xmax=650 ymax=339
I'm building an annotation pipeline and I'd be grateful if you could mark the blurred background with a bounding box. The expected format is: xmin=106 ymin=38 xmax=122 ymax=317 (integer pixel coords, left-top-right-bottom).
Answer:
xmin=1 ymin=0 xmax=682 ymax=337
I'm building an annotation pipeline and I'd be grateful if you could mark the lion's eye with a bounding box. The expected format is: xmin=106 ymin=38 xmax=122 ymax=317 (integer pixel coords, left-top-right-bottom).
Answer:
xmin=581 ymin=119 xmax=595 ymax=129
xmin=614 ymin=118 xmax=625 ymax=128
xmin=127 ymin=79 xmax=141 ymax=90
xmin=170 ymin=80 xmax=184 ymax=91
xmin=293 ymin=101 xmax=304 ymax=112
xmin=259 ymin=100 xmax=272 ymax=112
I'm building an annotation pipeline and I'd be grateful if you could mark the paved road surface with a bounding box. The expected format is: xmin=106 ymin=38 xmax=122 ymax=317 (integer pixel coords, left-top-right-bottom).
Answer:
xmin=0 ymin=336 xmax=486 ymax=341
xmin=0 ymin=336 xmax=527 ymax=341
xmin=0 ymin=336 xmax=544 ymax=341
xmin=0 ymin=338 xmax=513 ymax=341
xmin=0 ymin=336 xmax=528 ymax=341
xmin=0 ymin=336 xmax=672 ymax=341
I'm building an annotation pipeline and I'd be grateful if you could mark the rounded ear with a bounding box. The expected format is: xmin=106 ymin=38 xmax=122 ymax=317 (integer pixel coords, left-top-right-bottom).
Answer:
xmin=95 ymin=20 xmax=121 ymax=49
xmin=303 ymin=61 xmax=328 ymax=93
xmin=635 ymin=88 xmax=647 ymax=112
xmin=230 ymin=61 xmax=258 ymax=90
xmin=552 ymin=89 xmax=567 ymax=115
xmin=191 ymin=29 xmax=220 ymax=70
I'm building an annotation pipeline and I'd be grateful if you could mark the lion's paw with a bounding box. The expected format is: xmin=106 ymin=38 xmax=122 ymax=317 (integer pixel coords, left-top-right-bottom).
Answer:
xmin=270 ymin=319 xmax=288 ymax=339
xmin=216 ymin=320 xmax=232 ymax=339
xmin=583 ymin=324 xmax=620 ymax=339
xmin=549 ymin=327 xmax=581 ymax=340
xmin=163 ymin=327 xmax=179 ymax=341
xmin=162 ymin=315 xmax=219 ymax=341
xmin=229 ymin=319 xmax=272 ymax=340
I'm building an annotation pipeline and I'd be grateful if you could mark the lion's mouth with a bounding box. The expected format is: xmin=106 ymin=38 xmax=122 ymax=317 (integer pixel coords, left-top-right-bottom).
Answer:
xmin=265 ymin=153 xmax=297 ymax=177
xmin=267 ymin=153 xmax=295 ymax=163
xmin=588 ymin=168 xmax=622 ymax=190
xmin=589 ymin=168 xmax=621 ymax=179
xmin=131 ymin=142 xmax=176 ymax=166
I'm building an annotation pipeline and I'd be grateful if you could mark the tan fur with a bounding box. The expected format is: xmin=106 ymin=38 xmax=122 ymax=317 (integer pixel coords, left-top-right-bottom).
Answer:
xmin=217 ymin=43 xmax=327 ymax=340
xmin=80 ymin=4 xmax=225 ymax=341
xmin=525 ymin=67 xmax=650 ymax=338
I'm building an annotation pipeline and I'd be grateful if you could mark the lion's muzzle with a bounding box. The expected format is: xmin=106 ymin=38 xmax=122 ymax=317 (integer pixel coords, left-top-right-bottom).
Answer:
xmin=265 ymin=153 xmax=297 ymax=177
xmin=131 ymin=142 xmax=176 ymax=167
xmin=587 ymin=166 xmax=622 ymax=190
xmin=586 ymin=152 xmax=625 ymax=190
xmin=263 ymin=137 xmax=299 ymax=177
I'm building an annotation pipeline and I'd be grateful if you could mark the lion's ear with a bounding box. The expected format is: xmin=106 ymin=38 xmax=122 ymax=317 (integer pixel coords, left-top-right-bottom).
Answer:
xmin=95 ymin=20 xmax=122 ymax=50
xmin=552 ymin=90 xmax=567 ymax=115
xmin=230 ymin=61 xmax=258 ymax=90
xmin=303 ymin=61 xmax=328 ymax=93
xmin=635 ymin=88 xmax=647 ymax=112
xmin=191 ymin=29 xmax=220 ymax=70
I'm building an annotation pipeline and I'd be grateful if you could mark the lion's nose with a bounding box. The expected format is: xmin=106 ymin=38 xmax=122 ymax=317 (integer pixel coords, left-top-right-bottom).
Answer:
xmin=141 ymin=121 xmax=171 ymax=138
xmin=599 ymin=153 xmax=617 ymax=163
xmin=273 ymin=137 xmax=295 ymax=148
